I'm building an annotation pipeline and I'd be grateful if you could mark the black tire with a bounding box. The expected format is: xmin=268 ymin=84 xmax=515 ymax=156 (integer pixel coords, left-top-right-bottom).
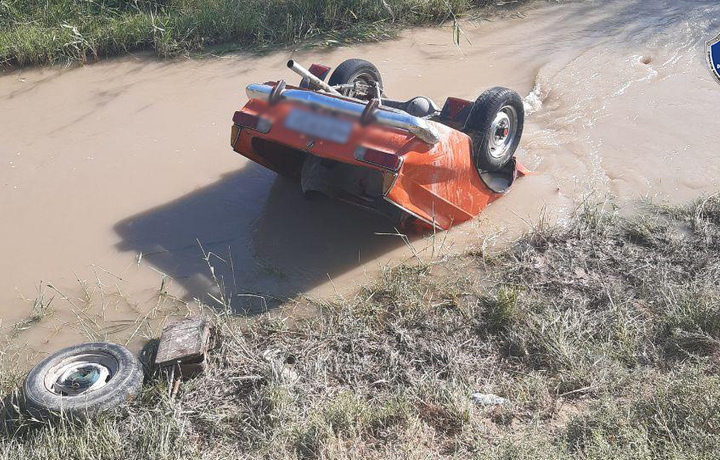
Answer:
xmin=328 ymin=59 xmax=383 ymax=100
xmin=463 ymin=87 xmax=524 ymax=172
xmin=23 ymin=342 xmax=144 ymax=420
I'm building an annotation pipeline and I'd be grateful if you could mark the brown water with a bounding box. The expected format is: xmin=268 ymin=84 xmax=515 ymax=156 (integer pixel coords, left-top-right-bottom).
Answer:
xmin=1 ymin=0 xmax=720 ymax=365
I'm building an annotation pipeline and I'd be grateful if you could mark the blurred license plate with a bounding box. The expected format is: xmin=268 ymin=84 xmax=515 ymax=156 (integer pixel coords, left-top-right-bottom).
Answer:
xmin=284 ymin=109 xmax=352 ymax=144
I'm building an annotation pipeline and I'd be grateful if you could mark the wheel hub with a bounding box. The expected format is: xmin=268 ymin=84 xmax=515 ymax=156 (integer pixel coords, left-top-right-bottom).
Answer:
xmin=495 ymin=121 xmax=509 ymax=140
xmin=488 ymin=106 xmax=517 ymax=159
xmin=54 ymin=363 xmax=111 ymax=395
xmin=44 ymin=352 xmax=117 ymax=396
xmin=346 ymin=72 xmax=379 ymax=100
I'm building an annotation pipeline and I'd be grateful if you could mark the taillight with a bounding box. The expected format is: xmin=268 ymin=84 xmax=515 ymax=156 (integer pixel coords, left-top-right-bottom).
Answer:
xmin=232 ymin=111 xmax=271 ymax=133
xmin=354 ymin=147 xmax=403 ymax=171
xmin=309 ymin=64 xmax=331 ymax=80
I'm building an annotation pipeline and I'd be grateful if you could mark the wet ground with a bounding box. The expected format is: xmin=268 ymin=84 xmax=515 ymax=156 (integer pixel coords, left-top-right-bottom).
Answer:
xmin=1 ymin=0 xmax=719 ymax=364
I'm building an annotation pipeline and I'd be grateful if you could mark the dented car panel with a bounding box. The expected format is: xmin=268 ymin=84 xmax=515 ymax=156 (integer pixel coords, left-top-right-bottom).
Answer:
xmin=387 ymin=125 xmax=494 ymax=229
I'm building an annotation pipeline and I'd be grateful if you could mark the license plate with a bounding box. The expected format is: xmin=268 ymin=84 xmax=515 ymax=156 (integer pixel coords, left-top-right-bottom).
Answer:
xmin=284 ymin=109 xmax=353 ymax=144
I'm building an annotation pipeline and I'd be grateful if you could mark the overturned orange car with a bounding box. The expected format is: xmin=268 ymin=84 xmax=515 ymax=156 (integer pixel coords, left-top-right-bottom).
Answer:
xmin=231 ymin=59 xmax=528 ymax=230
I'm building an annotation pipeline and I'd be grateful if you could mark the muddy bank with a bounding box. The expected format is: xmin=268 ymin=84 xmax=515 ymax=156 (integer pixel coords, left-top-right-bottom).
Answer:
xmin=1 ymin=0 xmax=719 ymax=362
xmin=4 ymin=196 xmax=720 ymax=459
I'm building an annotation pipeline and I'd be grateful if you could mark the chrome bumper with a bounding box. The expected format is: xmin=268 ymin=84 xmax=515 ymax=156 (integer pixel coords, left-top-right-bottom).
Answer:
xmin=246 ymin=83 xmax=440 ymax=145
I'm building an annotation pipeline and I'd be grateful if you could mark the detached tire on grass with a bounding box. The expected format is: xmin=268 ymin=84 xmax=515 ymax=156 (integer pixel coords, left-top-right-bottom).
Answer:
xmin=23 ymin=342 xmax=143 ymax=420
xmin=464 ymin=87 xmax=524 ymax=172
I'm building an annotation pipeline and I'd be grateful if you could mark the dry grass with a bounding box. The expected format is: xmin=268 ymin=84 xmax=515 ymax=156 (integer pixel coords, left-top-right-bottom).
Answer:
xmin=2 ymin=196 xmax=720 ymax=458
xmin=0 ymin=0 xmax=515 ymax=67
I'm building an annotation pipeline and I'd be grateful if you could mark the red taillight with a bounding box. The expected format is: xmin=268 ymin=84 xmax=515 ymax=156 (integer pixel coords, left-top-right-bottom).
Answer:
xmin=309 ymin=64 xmax=331 ymax=80
xmin=354 ymin=147 xmax=403 ymax=171
xmin=232 ymin=111 xmax=271 ymax=133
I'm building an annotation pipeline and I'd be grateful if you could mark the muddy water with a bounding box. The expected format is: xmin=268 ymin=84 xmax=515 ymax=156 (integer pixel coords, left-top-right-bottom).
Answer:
xmin=1 ymin=0 xmax=719 ymax=364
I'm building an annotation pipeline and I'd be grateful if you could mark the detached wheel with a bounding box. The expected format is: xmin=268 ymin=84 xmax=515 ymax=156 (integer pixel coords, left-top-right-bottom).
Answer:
xmin=23 ymin=342 xmax=143 ymax=420
xmin=328 ymin=58 xmax=383 ymax=100
xmin=464 ymin=87 xmax=524 ymax=172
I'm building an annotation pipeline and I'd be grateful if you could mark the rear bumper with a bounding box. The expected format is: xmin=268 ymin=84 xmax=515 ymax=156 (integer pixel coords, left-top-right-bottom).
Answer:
xmin=246 ymin=84 xmax=441 ymax=145
xmin=230 ymin=96 xmax=422 ymax=176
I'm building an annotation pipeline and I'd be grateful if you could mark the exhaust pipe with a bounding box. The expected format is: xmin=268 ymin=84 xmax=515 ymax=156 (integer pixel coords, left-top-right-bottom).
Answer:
xmin=287 ymin=60 xmax=342 ymax=96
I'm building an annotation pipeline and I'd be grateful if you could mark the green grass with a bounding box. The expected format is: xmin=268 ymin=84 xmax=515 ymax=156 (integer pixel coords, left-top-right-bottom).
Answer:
xmin=0 ymin=0 xmax=501 ymax=67
xmin=3 ymin=196 xmax=720 ymax=458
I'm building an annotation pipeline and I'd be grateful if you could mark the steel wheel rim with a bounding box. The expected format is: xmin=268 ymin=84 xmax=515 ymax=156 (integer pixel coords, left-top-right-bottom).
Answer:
xmin=488 ymin=105 xmax=517 ymax=159
xmin=44 ymin=351 xmax=119 ymax=396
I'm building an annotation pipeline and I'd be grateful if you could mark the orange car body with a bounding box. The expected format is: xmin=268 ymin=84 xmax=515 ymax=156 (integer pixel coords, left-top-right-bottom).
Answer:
xmin=231 ymin=83 xmax=526 ymax=230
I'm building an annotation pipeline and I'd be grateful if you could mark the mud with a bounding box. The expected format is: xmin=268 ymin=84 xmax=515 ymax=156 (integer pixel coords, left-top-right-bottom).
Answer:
xmin=1 ymin=0 xmax=719 ymax=364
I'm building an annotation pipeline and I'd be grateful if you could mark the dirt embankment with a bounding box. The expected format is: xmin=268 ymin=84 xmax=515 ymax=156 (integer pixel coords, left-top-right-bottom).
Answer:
xmin=3 ymin=197 xmax=720 ymax=458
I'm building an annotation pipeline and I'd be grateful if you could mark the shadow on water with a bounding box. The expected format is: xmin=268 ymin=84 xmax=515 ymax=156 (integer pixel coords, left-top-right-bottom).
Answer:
xmin=114 ymin=162 xmax=411 ymax=314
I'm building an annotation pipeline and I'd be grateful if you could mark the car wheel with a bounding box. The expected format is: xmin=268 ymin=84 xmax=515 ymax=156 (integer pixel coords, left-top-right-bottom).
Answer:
xmin=328 ymin=59 xmax=383 ymax=100
xmin=463 ymin=87 xmax=524 ymax=172
xmin=23 ymin=342 xmax=144 ymax=420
